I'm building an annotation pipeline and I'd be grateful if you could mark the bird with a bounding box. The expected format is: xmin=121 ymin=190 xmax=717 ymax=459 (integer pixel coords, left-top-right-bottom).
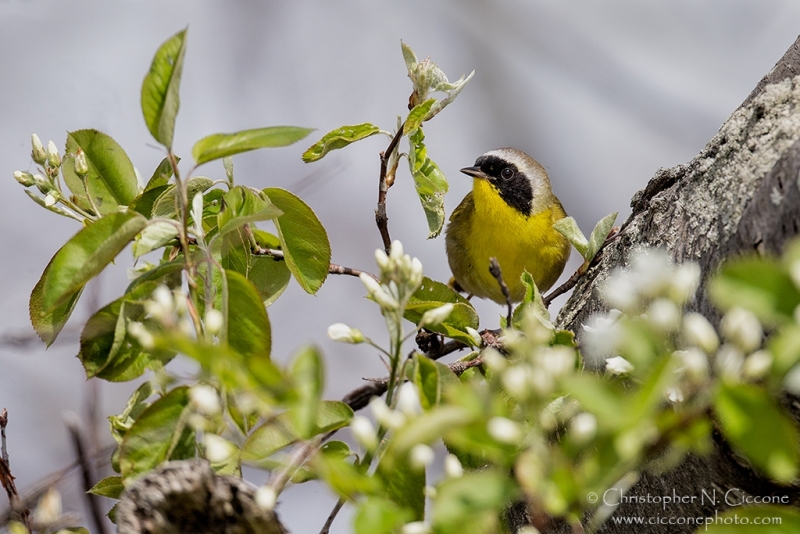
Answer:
xmin=445 ymin=147 xmax=571 ymax=304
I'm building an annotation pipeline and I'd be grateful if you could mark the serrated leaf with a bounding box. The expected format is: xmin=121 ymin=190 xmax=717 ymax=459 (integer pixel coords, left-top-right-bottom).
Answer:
xmin=128 ymin=184 xmax=170 ymax=218
xmin=262 ymin=188 xmax=331 ymax=294
xmin=88 ymin=476 xmax=124 ymax=499
xmin=242 ymin=401 xmax=353 ymax=462
xmin=217 ymin=186 xmax=282 ymax=237
xmin=144 ymin=156 xmax=177 ymax=191
xmin=714 ymin=381 xmax=800 ymax=482
xmin=405 ymin=277 xmax=478 ymax=345
xmin=62 ymin=129 xmax=139 ymax=215
xmin=412 ymin=354 xmax=440 ymax=410
xmin=132 ymin=221 xmax=179 ymax=257
xmin=302 ymin=123 xmax=381 ymax=163
xmin=226 ymin=270 xmax=271 ymax=360
xmin=710 ymin=257 xmax=800 ymax=326
xmin=403 ymin=99 xmax=436 ymax=134
xmin=407 ymin=128 xmax=448 ymax=238
xmin=192 ymin=126 xmax=313 ymax=165
xmin=141 ymin=28 xmax=187 ymax=148
xmin=119 ymin=386 xmax=195 ymax=479
xmin=32 ymin=212 xmax=147 ymax=318
xmin=553 ymin=216 xmax=589 ymax=258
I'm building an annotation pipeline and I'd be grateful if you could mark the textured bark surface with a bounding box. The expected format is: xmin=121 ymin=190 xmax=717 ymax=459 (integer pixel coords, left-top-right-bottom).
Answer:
xmin=116 ymin=460 xmax=286 ymax=534
xmin=540 ymin=35 xmax=800 ymax=534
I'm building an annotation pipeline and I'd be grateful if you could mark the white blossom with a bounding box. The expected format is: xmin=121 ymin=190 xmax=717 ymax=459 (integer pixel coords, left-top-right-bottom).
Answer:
xmin=46 ymin=140 xmax=61 ymax=167
xmin=673 ymin=348 xmax=709 ymax=381
xmin=127 ymin=321 xmax=154 ymax=349
xmin=205 ymin=309 xmax=224 ymax=336
xmin=396 ymin=383 xmax=422 ymax=416
xmin=255 ymin=485 xmax=277 ymax=511
xmin=665 ymin=387 xmax=684 ymax=404
xmin=605 ymin=356 xmax=634 ymax=375
xmin=720 ymin=307 xmax=763 ymax=353
xmin=742 ymin=350 xmax=772 ymax=380
xmin=647 ymin=298 xmax=681 ymax=332
xmin=571 ymin=412 xmax=597 ymax=443
xmin=715 ymin=344 xmax=744 ymax=380
xmin=44 ymin=193 xmax=57 ymax=207
xmin=369 ymin=397 xmax=406 ymax=429
xmin=683 ymin=313 xmax=720 ymax=354
xmin=31 ymin=133 xmax=46 ymax=164
xmin=350 ymin=415 xmax=378 ymax=450
xmin=487 ymin=416 xmax=522 ymax=444
xmin=401 ymin=521 xmax=431 ymax=534
xmin=190 ymin=384 xmax=221 ymax=415
xmin=418 ymin=303 xmax=454 ymax=328
xmin=444 ymin=454 xmax=463 ymax=478
xmin=204 ymin=434 xmax=235 ymax=463
xmin=668 ymin=262 xmax=701 ymax=304
xmin=326 ymin=323 xmax=364 ymax=344
xmin=784 ymin=364 xmax=800 ymax=395
xmin=409 ymin=444 xmax=435 ymax=469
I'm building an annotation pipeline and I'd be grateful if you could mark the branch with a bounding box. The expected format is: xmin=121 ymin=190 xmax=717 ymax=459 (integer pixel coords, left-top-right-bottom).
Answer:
xmin=0 ymin=409 xmax=31 ymax=530
xmin=251 ymin=246 xmax=379 ymax=281
xmin=488 ymin=257 xmax=513 ymax=326
xmin=376 ymin=126 xmax=405 ymax=253
xmin=64 ymin=413 xmax=108 ymax=534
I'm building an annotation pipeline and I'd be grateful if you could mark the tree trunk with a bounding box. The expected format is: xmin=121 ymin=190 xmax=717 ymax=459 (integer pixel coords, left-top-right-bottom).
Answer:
xmin=543 ymin=34 xmax=800 ymax=534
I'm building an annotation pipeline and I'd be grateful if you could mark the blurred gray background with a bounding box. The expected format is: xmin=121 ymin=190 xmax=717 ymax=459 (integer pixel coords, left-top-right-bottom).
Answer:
xmin=2 ymin=1 xmax=799 ymax=532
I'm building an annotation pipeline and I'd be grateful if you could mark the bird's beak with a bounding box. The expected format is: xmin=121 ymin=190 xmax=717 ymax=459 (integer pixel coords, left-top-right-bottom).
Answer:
xmin=460 ymin=166 xmax=488 ymax=180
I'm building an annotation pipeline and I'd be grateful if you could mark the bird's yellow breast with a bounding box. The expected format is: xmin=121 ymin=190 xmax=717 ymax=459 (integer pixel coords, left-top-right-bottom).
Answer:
xmin=446 ymin=179 xmax=570 ymax=303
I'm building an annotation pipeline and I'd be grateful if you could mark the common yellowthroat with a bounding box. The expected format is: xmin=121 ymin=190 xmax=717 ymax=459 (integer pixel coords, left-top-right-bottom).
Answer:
xmin=445 ymin=148 xmax=570 ymax=303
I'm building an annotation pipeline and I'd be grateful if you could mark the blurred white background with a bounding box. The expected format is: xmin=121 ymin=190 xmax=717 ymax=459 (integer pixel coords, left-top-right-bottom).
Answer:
xmin=1 ymin=1 xmax=799 ymax=532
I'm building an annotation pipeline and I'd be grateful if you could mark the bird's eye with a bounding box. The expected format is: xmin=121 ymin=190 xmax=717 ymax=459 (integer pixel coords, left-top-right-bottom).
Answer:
xmin=500 ymin=167 xmax=514 ymax=180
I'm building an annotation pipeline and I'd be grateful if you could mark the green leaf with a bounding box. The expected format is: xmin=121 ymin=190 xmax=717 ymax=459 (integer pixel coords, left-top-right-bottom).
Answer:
xmin=354 ymin=497 xmax=413 ymax=534
xmin=62 ymin=129 xmax=139 ymax=215
xmin=262 ymin=188 xmax=331 ymax=294
xmin=217 ymin=186 xmax=282 ymax=237
xmin=88 ymin=476 xmax=124 ymax=499
xmin=129 ymin=184 xmax=170 ymax=218
xmin=405 ymin=277 xmax=478 ymax=345
xmin=511 ymin=271 xmax=553 ymax=330
xmin=433 ymin=470 xmax=517 ymax=533
xmin=553 ymin=216 xmax=589 ymax=258
xmin=701 ymin=505 xmax=800 ymax=533
xmin=714 ymin=382 xmax=800 ymax=482
xmin=407 ymin=128 xmax=448 ymax=238
xmin=403 ymin=99 xmax=436 ymax=133
xmin=152 ymin=177 xmax=214 ymax=218
xmin=250 ymin=230 xmax=291 ymax=306
xmin=289 ymin=346 xmax=324 ymax=439
xmin=33 ymin=212 xmax=147 ymax=316
xmin=412 ymin=354 xmax=441 ymax=410
xmin=144 ymin=156 xmax=176 ymax=191
xmin=29 ymin=257 xmax=83 ymax=346
xmin=242 ymin=401 xmax=353 ymax=462
xmin=132 ymin=221 xmax=179 ymax=257
xmin=141 ymin=28 xmax=187 ymax=148
xmin=562 ymin=374 xmax=628 ymax=430
xmin=710 ymin=257 xmax=800 ymax=326
xmin=585 ymin=212 xmax=618 ymax=263
xmin=226 ymin=270 xmax=271 ymax=360
xmin=109 ymin=382 xmax=154 ymax=444
xmin=124 ymin=258 xmax=184 ymax=294
xmin=377 ymin=455 xmax=425 ymax=521
xmin=192 ymin=126 xmax=313 ymax=165
xmin=119 ymin=386 xmax=195 ymax=479
xmin=302 ymin=123 xmax=381 ymax=162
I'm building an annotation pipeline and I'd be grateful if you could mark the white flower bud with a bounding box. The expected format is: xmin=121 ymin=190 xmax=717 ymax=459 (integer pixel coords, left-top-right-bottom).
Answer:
xmin=127 ymin=321 xmax=154 ymax=349
xmin=350 ymin=415 xmax=378 ymax=450
xmin=327 ymin=323 xmax=364 ymax=344
xmin=205 ymin=309 xmax=224 ymax=336
xmin=409 ymin=444 xmax=435 ymax=469
xmin=673 ymin=348 xmax=708 ymax=381
xmin=742 ymin=350 xmax=772 ymax=380
xmin=34 ymin=487 xmax=62 ymax=525
xmin=46 ymin=140 xmax=61 ymax=167
xmin=715 ymin=344 xmax=744 ymax=380
xmin=602 ymin=274 xmax=639 ymax=313
xmin=44 ymin=193 xmax=57 ymax=207
xmin=74 ymin=150 xmax=89 ymax=176
xmin=605 ymin=356 xmax=633 ymax=375
xmin=482 ymin=348 xmax=507 ymax=371
xmin=516 ymin=528 xmax=542 ymax=534
xmin=13 ymin=171 xmax=35 ymax=187
xmin=396 ymin=382 xmax=422 ymax=416
xmin=647 ymin=298 xmax=681 ymax=332
xmin=502 ymin=366 xmax=532 ymax=399
xmin=570 ymin=412 xmax=597 ymax=443
xmin=408 ymin=257 xmax=424 ymax=289
xmin=668 ymin=262 xmax=701 ymax=304
xmin=487 ymin=416 xmax=522 ymax=444
xmin=255 ymin=485 xmax=277 ymax=511
xmin=665 ymin=386 xmax=684 ymax=404
xmin=541 ymin=346 xmax=576 ymax=377
xmin=783 ymin=364 xmax=800 ymax=395
xmin=145 ymin=285 xmax=175 ymax=322
xmin=369 ymin=397 xmax=406 ymax=429
xmin=419 ymin=303 xmax=454 ymax=328
xmin=204 ymin=434 xmax=235 ymax=463
xmin=682 ymin=313 xmax=719 ymax=354
xmin=720 ymin=307 xmax=762 ymax=353
xmin=190 ymin=384 xmax=221 ymax=415
xmin=374 ymin=248 xmax=391 ymax=272
xmin=192 ymin=191 xmax=204 ymax=238
xmin=444 ymin=454 xmax=463 ymax=478
xmin=389 ymin=240 xmax=404 ymax=263
xmin=31 ymin=133 xmax=47 ymax=164
xmin=359 ymin=273 xmax=399 ymax=310
xmin=581 ymin=310 xmax=623 ymax=366
xmin=401 ymin=521 xmax=431 ymax=534
xmin=465 ymin=327 xmax=482 ymax=346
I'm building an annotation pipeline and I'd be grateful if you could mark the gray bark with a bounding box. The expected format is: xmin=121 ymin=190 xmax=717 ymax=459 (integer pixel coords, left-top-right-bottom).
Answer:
xmin=536 ymin=34 xmax=800 ymax=534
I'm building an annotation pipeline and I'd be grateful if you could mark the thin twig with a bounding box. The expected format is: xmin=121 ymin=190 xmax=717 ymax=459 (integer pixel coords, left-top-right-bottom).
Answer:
xmin=319 ymin=498 xmax=345 ymax=534
xmin=488 ymin=258 xmax=513 ymax=327
xmin=64 ymin=413 xmax=108 ymax=534
xmin=542 ymin=226 xmax=620 ymax=308
xmin=251 ymin=246 xmax=380 ymax=281
xmin=0 ymin=409 xmax=31 ymax=530
xmin=376 ymin=126 xmax=405 ymax=254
